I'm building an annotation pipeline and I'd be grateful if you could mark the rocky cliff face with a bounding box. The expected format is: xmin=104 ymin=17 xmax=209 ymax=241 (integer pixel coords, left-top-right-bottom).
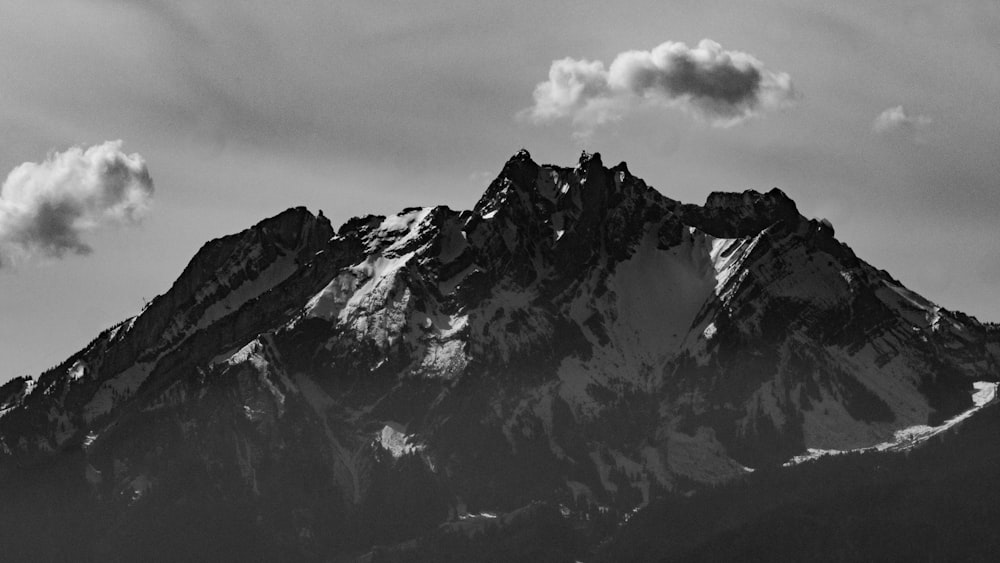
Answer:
xmin=1 ymin=151 xmax=997 ymax=559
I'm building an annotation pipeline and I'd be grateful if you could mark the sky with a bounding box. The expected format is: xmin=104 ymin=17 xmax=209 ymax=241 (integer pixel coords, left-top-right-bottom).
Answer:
xmin=1 ymin=0 xmax=999 ymax=382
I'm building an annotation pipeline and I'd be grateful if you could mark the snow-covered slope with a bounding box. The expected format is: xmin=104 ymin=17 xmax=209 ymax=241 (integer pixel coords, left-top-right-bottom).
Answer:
xmin=785 ymin=381 xmax=997 ymax=465
xmin=1 ymin=150 xmax=997 ymax=558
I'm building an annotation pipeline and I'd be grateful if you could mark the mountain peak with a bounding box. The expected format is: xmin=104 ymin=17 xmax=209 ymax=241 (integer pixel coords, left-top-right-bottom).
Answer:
xmin=509 ymin=148 xmax=534 ymax=163
xmin=577 ymin=150 xmax=602 ymax=166
xmin=703 ymin=187 xmax=797 ymax=212
xmin=255 ymin=206 xmax=333 ymax=249
xmin=682 ymin=186 xmax=802 ymax=237
xmin=472 ymin=150 xmax=541 ymax=216
xmin=473 ymin=149 xmax=805 ymax=243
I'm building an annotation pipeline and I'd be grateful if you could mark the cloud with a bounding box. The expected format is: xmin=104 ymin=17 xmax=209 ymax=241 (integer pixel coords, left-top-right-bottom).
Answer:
xmin=522 ymin=39 xmax=797 ymax=130
xmin=873 ymin=105 xmax=932 ymax=134
xmin=0 ymin=141 xmax=154 ymax=267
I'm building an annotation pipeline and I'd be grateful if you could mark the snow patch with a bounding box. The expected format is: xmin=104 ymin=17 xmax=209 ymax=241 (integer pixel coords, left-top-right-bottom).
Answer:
xmin=67 ymin=360 xmax=87 ymax=381
xmin=220 ymin=336 xmax=294 ymax=414
xmin=379 ymin=207 xmax=434 ymax=254
xmin=707 ymin=233 xmax=760 ymax=301
xmin=378 ymin=207 xmax=430 ymax=235
xmin=703 ymin=322 xmax=717 ymax=340
xmin=339 ymin=252 xmax=416 ymax=340
xmin=786 ymin=381 xmax=998 ymax=465
xmin=303 ymin=271 xmax=360 ymax=320
xmin=197 ymin=252 xmax=299 ymax=331
xmin=0 ymin=379 xmax=35 ymax=419
xmin=376 ymin=422 xmax=424 ymax=458
xmin=159 ymin=244 xmax=302 ymax=350
xmin=878 ymin=280 xmax=945 ymax=331
xmin=416 ymin=338 xmax=468 ymax=379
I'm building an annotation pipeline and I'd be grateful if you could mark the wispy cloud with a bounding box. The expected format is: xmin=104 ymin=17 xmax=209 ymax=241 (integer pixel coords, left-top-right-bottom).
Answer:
xmin=522 ymin=39 xmax=797 ymax=132
xmin=873 ymin=105 xmax=932 ymax=134
xmin=0 ymin=141 xmax=154 ymax=267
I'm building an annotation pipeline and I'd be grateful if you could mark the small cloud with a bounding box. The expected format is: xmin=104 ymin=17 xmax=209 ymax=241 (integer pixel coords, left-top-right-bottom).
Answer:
xmin=521 ymin=39 xmax=797 ymax=133
xmin=0 ymin=141 xmax=154 ymax=268
xmin=873 ymin=105 xmax=932 ymax=134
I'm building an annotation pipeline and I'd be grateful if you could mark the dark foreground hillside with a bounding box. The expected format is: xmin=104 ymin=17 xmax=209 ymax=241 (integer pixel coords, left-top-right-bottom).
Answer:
xmin=600 ymin=400 xmax=1000 ymax=563
xmin=358 ymin=400 xmax=1000 ymax=562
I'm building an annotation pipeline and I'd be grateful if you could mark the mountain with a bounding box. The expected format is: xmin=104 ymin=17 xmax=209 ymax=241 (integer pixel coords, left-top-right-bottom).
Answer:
xmin=1 ymin=150 xmax=998 ymax=561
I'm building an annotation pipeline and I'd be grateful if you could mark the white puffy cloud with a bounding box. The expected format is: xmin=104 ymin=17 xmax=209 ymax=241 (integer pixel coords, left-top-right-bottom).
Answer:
xmin=526 ymin=58 xmax=618 ymax=125
xmin=873 ymin=105 xmax=932 ymax=134
xmin=523 ymin=39 xmax=797 ymax=130
xmin=0 ymin=141 xmax=154 ymax=267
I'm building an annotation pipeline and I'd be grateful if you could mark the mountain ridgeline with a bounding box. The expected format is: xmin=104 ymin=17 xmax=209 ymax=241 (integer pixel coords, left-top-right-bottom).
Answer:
xmin=2 ymin=150 xmax=998 ymax=561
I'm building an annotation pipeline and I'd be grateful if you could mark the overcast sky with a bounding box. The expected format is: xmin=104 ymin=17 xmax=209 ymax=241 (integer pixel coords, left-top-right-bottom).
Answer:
xmin=1 ymin=0 xmax=999 ymax=382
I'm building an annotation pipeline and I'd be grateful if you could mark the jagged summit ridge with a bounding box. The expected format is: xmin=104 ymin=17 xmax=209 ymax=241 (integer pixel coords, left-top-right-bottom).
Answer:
xmin=1 ymin=149 xmax=998 ymax=558
xmin=475 ymin=150 xmax=805 ymax=241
